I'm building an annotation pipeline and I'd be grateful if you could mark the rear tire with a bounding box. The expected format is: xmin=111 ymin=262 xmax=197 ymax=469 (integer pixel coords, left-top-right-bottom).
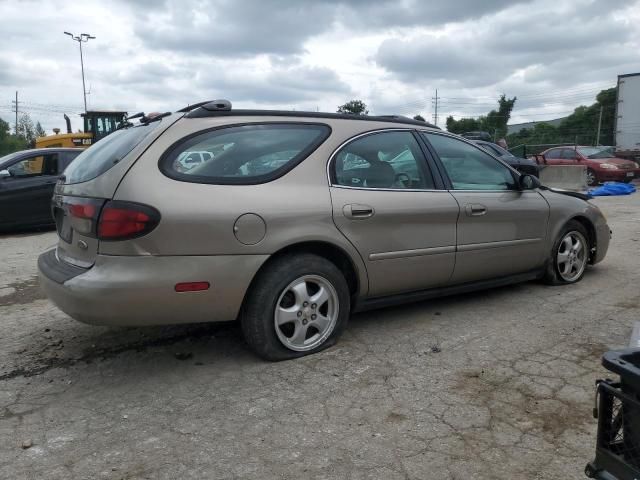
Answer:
xmin=543 ymin=220 xmax=590 ymax=285
xmin=241 ymin=254 xmax=350 ymax=361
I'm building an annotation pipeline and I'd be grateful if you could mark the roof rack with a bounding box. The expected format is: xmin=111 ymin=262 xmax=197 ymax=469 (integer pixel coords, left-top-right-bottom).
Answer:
xmin=182 ymin=100 xmax=438 ymax=128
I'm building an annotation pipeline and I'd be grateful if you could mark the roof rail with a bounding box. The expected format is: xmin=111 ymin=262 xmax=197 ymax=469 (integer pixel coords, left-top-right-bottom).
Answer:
xmin=177 ymin=99 xmax=232 ymax=113
xmin=184 ymin=104 xmax=438 ymax=128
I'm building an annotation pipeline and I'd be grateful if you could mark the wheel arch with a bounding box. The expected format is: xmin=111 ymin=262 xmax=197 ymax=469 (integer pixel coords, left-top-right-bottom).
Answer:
xmin=569 ymin=215 xmax=597 ymax=262
xmin=241 ymin=240 xmax=366 ymax=314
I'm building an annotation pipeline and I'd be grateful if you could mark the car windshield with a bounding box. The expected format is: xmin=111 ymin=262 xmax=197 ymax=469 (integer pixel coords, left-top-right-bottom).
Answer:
xmin=0 ymin=151 xmax=24 ymax=169
xmin=578 ymin=147 xmax=615 ymax=159
xmin=495 ymin=145 xmax=514 ymax=157
xmin=482 ymin=143 xmax=514 ymax=157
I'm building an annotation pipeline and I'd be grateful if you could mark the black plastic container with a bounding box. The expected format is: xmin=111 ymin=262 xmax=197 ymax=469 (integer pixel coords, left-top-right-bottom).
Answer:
xmin=587 ymin=348 xmax=640 ymax=479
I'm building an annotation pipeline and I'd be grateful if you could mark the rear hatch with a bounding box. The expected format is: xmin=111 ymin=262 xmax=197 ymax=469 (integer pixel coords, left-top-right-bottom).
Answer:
xmin=53 ymin=113 xmax=181 ymax=268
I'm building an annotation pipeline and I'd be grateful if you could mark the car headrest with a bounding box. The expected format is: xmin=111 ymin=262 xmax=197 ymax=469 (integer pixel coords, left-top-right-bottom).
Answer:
xmin=366 ymin=161 xmax=395 ymax=188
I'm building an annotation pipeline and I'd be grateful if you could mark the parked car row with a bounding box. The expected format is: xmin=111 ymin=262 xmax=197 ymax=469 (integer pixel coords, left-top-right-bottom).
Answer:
xmin=473 ymin=140 xmax=540 ymax=177
xmin=535 ymin=146 xmax=640 ymax=186
xmin=36 ymin=101 xmax=610 ymax=360
xmin=0 ymin=148 xmax=82 ymax=231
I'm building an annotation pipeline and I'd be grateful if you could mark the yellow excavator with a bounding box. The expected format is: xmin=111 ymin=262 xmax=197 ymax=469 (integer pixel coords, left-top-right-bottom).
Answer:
xmin=35 ymin=110 xmax=127 ymax=149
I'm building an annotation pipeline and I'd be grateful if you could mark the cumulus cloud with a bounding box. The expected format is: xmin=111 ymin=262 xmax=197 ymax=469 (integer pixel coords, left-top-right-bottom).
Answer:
xmin=0 ymin=0 xmax=639 ymax=132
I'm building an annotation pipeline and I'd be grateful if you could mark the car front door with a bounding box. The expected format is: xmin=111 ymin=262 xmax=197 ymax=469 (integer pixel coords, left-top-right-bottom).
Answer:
xmin=421 ymin=132 xmax=550 ymax=284
xmin=560 ymin=148 xmax=579 ymax=165
xmin=328 ymin=130 xmax=459 ymax=297
xmin=0 ymin=152 xmax=60 ymax=228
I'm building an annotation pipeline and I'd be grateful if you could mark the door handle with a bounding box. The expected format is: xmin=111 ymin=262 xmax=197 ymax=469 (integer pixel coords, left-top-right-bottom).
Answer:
xmin=343 ymin=204 xmax=374 ymax=219
xmin=465 ymin=204 xmax=487 ymax=216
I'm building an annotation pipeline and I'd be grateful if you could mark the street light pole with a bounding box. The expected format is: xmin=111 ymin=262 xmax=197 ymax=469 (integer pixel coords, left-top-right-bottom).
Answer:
xmin=64 ymin=32 xmax=95 ymax=114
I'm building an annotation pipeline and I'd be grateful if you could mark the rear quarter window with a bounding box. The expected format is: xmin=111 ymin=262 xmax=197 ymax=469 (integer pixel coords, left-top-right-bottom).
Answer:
xmin=63 ymin=123 xmax=158 ymax=184
xmin=160 ymin=123 xmax=331 ymax=185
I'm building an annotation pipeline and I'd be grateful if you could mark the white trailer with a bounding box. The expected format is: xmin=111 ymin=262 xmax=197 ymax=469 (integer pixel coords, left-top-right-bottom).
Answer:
xmin=615 ymin=72 xmax=640 ymax=160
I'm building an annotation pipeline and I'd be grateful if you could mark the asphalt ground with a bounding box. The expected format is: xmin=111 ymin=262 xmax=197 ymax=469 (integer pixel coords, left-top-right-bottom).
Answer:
xmin=1 ymin=193 xmax=639 ymax=479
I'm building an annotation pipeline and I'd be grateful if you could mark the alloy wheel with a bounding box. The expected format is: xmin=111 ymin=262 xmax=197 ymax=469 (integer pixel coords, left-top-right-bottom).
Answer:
xmin=274 ymin=275 xmax=339 ymax=351
xmin=556 ymin=231 xmax=588 ymax=282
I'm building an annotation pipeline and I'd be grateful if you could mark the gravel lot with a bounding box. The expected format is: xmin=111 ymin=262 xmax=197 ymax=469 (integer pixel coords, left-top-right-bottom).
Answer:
xmin=1 ymin=193 xmax=639 ymax=480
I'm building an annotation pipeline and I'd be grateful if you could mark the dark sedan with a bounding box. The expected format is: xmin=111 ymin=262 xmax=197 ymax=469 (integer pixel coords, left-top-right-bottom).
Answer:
xmin=0 ymin=148 xmax=82 ymax=231
xmin=474 ymin=140 xmax=540 ymax=177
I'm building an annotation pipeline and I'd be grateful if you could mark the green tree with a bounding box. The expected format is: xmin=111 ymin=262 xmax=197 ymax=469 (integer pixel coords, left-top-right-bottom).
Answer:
xmin=446 ymin=116 xmax=480 ymax=134
xmin=483 ymin=94 xmax=517 ymax=140
xmin=17 ymin=113 xmax=36 ymax=147
xmin=337 ymin=99 xmax=368 ymax=115
xmin=35 ymin=121 xmax=46 ymax=138
xmin=506 ymin=88 xmax=617 ymax=150
xmin=0 ymin=117 xmax=28 ymax=156
xmin=413 ymin=114 xmax=426 ymax=122
xmin=446 ymin=95 xmax=517 ymax=139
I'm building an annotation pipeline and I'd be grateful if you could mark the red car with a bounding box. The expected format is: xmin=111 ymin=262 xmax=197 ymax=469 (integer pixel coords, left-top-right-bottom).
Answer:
xmin=538 ymin=146 xmax=640 ymax=186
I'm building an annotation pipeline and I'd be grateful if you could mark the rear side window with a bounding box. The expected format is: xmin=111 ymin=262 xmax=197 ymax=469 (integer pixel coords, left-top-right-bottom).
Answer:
xmin=331 ymin=131 xmax=434 ymax=189
xmin=161 ymin=123 xmax=330 ymax=185
xmin=64 ymin=124 xmax=158 ymax=184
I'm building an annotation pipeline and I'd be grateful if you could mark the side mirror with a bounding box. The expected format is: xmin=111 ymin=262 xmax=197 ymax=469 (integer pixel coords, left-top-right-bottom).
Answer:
xmin=519 ymin=174 xmax=541 ymax=190
xmin=0 ymin=169 xmax=10 ymax=179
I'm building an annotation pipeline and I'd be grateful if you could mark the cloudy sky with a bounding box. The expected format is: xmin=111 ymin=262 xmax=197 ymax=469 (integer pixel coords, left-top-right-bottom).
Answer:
xmin=1 ymin=0 xmax=639 ymax=133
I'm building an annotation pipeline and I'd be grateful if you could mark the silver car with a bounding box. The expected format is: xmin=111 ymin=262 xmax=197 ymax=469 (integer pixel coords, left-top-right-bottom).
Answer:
xmin=38 ymin=101 xmax=610 ymax=360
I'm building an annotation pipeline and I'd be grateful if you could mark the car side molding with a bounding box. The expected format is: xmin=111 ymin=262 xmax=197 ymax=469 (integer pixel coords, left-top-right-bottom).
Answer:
xmin=353 ymin=269 xmax=542 ymax=313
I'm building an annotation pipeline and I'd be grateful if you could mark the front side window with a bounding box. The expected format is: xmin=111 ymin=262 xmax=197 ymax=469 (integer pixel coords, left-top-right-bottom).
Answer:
xmin=423 ymin=133 xmax=516 ymax=191
xmin=7 ymin=154 xmax=58 ymax=177
xmin=561 ymin=149 xmax=578 ymax=160
xmin=331 ymin=131 xmax=433 ymax=189
xmin=162 ymin=124 xmax=330 ymax=185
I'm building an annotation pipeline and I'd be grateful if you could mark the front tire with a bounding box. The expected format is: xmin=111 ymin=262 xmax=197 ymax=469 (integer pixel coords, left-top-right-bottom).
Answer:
xmin=586 ymin=168 xmax=597 ymax=187
xmin=543 ymin=220 xmax=590 ymax=285
xmin=241 ymin=254 xmax=350 ymax=361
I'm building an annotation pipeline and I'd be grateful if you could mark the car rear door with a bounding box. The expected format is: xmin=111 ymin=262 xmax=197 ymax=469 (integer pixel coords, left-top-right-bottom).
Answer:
xmin=421 ymin=132 xmax=549 ymax=284
xmin=328 ymin=130 xmax=459 ymax=297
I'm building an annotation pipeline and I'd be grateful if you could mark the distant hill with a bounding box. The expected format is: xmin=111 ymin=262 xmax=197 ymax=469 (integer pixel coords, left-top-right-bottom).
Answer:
xmin=507 ymin=117 xmax=568 ymax=135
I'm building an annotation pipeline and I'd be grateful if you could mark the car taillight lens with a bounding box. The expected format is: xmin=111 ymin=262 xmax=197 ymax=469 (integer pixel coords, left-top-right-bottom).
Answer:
xmin=97 ymin=201 xmax=160 ymax=240
xmin=65 ymin=197 xmax=104 ymax=235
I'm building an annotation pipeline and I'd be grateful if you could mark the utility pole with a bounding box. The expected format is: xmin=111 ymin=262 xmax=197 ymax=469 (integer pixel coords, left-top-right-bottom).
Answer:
xmin=64 ymin=31 xmax=95 ymax=114
xmin=596 ymin=105 xmax=603 ymax=146
xmin=432 ymin=89 xmax=440 ymax=126
xmin=11 ymin=91 xmax=18 ymax=134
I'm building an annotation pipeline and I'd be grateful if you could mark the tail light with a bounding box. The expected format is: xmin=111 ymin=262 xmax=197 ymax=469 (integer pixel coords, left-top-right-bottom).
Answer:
xmin=57 ymin=197 xmax=159 ymax=241
xmin=62 ymin=197 xmax=104 ymax=239
xmin=97 ymin=201 xmax=160 ymax=240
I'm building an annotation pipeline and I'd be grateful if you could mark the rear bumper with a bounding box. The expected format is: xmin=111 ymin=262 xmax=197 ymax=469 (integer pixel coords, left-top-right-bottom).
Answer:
xmin=38 ymin=249 xmax=268 ymax=326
